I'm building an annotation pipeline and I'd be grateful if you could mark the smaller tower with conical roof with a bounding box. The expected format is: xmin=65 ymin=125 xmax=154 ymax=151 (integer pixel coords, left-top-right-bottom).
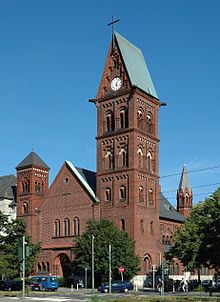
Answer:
xmin=177 ymin=165 xmax=193 ymax=217
xmin=16 ymin=150 xmax=50 ymax=242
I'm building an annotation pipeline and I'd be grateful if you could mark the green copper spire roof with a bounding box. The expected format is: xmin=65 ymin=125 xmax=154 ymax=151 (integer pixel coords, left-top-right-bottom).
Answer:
xmin=115 ymin=32 xmax=158 ymax=99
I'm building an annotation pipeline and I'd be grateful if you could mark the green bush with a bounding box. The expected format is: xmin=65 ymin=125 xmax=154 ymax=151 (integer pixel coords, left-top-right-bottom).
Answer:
xmin=25 ymin=285 xmax=31 ymax=295
xmin=58 ymin=277 xmax=65 ymax=287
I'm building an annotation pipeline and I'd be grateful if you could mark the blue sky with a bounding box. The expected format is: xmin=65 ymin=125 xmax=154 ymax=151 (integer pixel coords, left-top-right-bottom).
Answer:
xmin=0 ymin=0 xmax=219 ymax=205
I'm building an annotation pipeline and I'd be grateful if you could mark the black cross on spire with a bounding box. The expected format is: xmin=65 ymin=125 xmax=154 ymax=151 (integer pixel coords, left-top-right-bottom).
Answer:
xmin=107 ymin=15 xmax=120 ymax=52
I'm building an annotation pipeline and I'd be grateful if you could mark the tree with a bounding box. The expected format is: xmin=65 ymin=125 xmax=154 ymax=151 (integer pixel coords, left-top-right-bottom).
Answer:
xmin=165 ymin=188 xmax=220 ymax=279
xmin=0 ymin=211 xmax=41 ymax=278
xmin=72 ymin=220 xmax=140 ymax=282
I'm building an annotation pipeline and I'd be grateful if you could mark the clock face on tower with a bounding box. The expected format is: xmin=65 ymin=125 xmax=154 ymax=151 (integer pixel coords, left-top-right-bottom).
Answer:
xmin=111 ymin=76 xmax=122 ymax=91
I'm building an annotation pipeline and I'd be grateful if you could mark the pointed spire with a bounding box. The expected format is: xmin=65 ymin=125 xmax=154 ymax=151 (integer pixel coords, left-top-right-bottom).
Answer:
xmin=178 ymin=165 xmax=192 ymax=194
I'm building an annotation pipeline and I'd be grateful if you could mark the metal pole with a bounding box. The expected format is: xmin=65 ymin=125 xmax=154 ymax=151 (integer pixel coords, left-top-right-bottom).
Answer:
xmin=162 ymin=260 xmax=164 ymax=296
xmin=22 ymin=235 xmax=25 ymax=299
xmin=152 ymin=265 xmax=156 ymax=290
xmin=92 ymin=235 xmax=95 ymax=294
xmin=85 ymin=268 xmax=87 ymax=289
xmin=109 ymin=244 xmax=111 ymax=294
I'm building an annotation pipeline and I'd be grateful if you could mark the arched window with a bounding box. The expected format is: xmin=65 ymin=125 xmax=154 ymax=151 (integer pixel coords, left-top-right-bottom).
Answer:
xmin=22 ymin=178 xmax=29 ymax=193
xmin=181 ymin=196 xmax=184 ymax=206
xmin=150 ymin=221 xmax=153 ymax=234
xmin=139 ymin=186 xmax=144 ymax=202
xmin=64 ymin=220 xmax=67 ymax=236
xmin=64 ymin=218 xmax=70 ymax=236
xmin=143 ymin=253 xmax=152 ymax=273
xmin=169 ymin=264 xmax=174 ymax=275
xmin=147 ymin=151 xmax=152 ymax=171
xmin=46 ymin=262 xmax=50 ymax=272
xmin=41 ymin=183 xmax=44 ymax=193
xmin=137 ymin=148 xmax=143 ymax=168
xmin=170 ymin=236 xmax=173 ymax=245
xmin=105 ymin=151 xmax=113 ymax=170
xmin=186 ymin=195 xmax=189 ymax=205
xmin=149 ymin=188 xmax=153 ymax=204
xmin=140 ymin=219 xmax=144 ymax=233
xmin=23 ymin=202 xmax=28 ymax=214
xmin=122 ymin=151 xmax=126 ymax=167
xmin=120 ymin=185 xmax=126 ymax=200
xmin=174 ymin=263 xmax=179 ymax=275
xmin=121 ymin=219 xmax=125 ymax=231
xmin=37 ymin=263 xmax=41 ymax=272
xmin=137 ymin=108 xmax=144 ymax=129
xmin=106 ymin=111 xmax=114 ymax=132
xmin=119 ymin=109 xmax=128 ymax=129
xmin=162 ymin=234 xmax=165 ymax=244
xmin=42 ymin=262 xmax=46 ymax=272
xmin=73 ymin=217 xmax=80 ymax=236
xmin=166 ymin=235 xmax=169 ymax=245
xmin=119 ymin=148 xmax=127 ymax=168
xmin=147 ymin=112 xmax=153 ymax=134
xmin=105 ymin=188 xmax=111 ymax=201
xmin=55 ymin=220 xmax=60 ymax=236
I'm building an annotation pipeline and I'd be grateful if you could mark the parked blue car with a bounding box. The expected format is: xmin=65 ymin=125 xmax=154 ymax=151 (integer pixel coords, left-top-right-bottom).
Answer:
xmin=98 ymin=280 xmax=133 ymax=293
xmin=30 ymin=276 xmax=58 ymax=291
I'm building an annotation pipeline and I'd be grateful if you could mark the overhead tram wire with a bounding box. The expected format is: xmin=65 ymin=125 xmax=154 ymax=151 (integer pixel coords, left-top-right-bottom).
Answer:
xmin=160 ymin=165 xmax=220 ymax=178
xmin=43 ymin=165 xmax=220 ymax=198
xmin=162 ymin=182 xmax=220 ymax=194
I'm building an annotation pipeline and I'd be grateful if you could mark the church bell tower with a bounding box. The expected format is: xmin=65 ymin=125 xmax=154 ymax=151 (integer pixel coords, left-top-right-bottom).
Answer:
xmin=93 ymin=31 xmax=162 ymax=273
xmin=16 ymin=150 xmax=50 ymax=243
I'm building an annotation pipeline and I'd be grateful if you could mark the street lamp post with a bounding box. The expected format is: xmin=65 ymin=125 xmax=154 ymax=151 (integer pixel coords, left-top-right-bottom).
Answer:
xmin=91 ymin=234 xmax=95 ymax=294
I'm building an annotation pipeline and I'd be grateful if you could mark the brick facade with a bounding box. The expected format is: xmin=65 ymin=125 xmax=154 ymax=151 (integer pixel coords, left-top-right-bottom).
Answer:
xmin=15 ymin=32 xmax=193 ymax=281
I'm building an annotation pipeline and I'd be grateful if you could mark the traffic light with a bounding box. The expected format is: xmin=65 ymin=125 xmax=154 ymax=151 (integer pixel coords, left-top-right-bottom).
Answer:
xmin=18 ymin=242 xmax=23 ymax=260
xmin=26 ymin=246 xmax=32 ymax=257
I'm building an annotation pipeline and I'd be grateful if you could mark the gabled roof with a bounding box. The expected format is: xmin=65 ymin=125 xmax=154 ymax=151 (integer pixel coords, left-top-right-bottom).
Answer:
xmin=65 ymin=161 xmax=99 ymax=203
xmin=75 ymin=167 xmax=96 ymax=194
xmin=115 ymin=32 xmax=158 ymax=99
xmin=16 ymin=151 xmax=49 ymax=169
xmin=159 ymin=191 xmax=185 ymax=222
xmin=178 ymin=165 xmax=192 ymax=194
xmin=0 ymin=174 xmax=17 ymax=200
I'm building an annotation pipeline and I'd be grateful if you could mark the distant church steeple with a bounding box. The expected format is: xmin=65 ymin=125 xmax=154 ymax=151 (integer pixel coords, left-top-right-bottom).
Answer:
xmin=177 ymin=165 xmax=193 ymax=216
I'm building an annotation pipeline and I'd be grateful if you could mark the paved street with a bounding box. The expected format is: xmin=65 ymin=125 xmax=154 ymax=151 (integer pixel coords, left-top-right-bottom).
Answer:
xmin=0 ymin=288 xmax=220 ymax=302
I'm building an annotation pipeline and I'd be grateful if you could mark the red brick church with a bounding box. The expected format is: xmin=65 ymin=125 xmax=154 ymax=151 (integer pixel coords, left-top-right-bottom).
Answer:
xmin=15 ymin=32 xmax=195 ymax=284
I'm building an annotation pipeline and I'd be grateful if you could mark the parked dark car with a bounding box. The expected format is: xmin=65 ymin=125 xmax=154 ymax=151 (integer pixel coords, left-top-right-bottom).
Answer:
xmin=25 ymin=280 xmax=42 ymax=291
xmin=0 ymin=280 xmax=22 ymax=291
xmin=188 ymin=279 xmax=199 ymax=291
xmin=98 ymin=280 xmax=133 ymax=293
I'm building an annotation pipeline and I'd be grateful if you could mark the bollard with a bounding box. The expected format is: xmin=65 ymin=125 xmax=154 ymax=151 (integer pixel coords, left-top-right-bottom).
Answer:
xmin=77 ymin=283 xmax=78 ymax=291
xmin=135 ymin=284 xmax=138 ymax=292
xmin=71 ymin=284 xmax=73 ymax=292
